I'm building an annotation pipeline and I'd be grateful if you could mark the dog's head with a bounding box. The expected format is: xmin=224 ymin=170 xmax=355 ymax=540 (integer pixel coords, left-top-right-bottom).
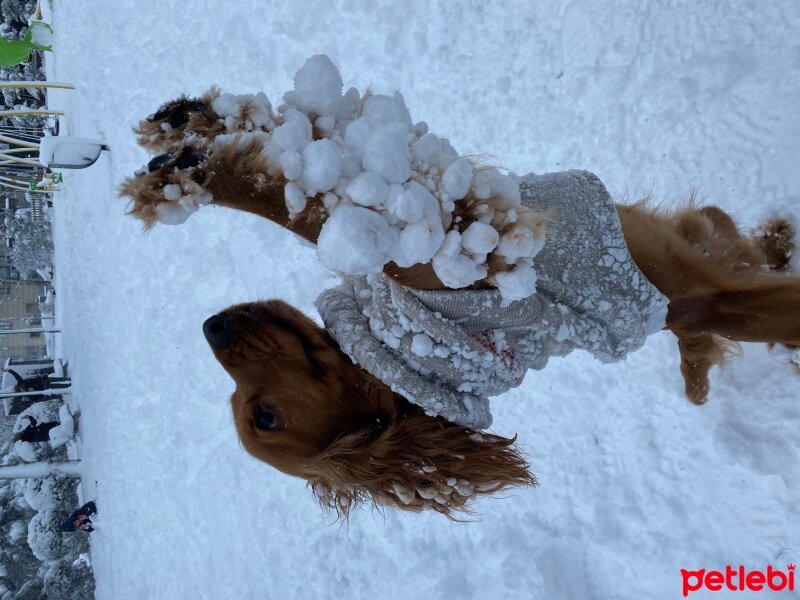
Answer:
xmin=204 ymin=300 xmax=536 ymax=517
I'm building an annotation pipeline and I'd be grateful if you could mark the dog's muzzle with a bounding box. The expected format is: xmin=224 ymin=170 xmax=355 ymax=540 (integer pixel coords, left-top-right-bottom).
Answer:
xmin=203 ymin=314 xmax=232 ymax=350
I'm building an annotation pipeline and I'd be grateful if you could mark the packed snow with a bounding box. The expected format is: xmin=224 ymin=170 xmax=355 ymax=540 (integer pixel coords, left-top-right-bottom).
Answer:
xmin=28 ymin=20 xmax=53 ymax=48
xmin=144 ymin=54 xmax=547 ymax=301
xmin=44 ymin=1 xmax=800 ymax=599
xmin=37 ymin=135 xmax=106 ymax=169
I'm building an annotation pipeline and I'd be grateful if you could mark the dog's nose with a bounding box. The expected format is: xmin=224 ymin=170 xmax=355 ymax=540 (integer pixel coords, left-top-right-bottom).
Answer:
xmin=203 ymin=314 xmax=232 ymax=350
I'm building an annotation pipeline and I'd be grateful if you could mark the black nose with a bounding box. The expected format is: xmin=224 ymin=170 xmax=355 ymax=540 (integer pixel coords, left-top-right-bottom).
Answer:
xmin=203 ymin=314 xmax=232 ymax=350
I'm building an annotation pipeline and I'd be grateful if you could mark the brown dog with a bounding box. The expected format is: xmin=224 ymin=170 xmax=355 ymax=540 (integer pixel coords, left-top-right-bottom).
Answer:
xmin=121 ymin=93 xmax=799 ymax=516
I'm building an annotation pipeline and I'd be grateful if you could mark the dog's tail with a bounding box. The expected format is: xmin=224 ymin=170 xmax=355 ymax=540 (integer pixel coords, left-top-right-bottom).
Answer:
xmin=668 ymin=273 xmax=800 ymax=345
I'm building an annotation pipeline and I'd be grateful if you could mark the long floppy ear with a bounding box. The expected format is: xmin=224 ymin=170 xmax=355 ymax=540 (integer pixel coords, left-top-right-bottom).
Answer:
xmin=305 ymin=395 xmax=537 ymax=518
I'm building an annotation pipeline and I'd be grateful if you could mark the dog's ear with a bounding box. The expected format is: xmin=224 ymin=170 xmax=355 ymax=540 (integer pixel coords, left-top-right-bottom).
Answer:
xmin=305 ymin=407 xmax=537 ymax=518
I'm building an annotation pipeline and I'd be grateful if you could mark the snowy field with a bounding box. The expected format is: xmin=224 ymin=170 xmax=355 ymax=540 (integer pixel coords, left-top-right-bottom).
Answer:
xmin=45 ymin=1 xmax=799 ymax=599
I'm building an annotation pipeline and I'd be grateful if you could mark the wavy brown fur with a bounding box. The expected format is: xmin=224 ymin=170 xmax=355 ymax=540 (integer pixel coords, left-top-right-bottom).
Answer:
xmin=124 ymin=120 xmax=800 ymax=405
xmin=306 ymin=393 xmax=536 ymax=519
xmin=133 ymin=88 xmax=225 ymax=154
xmin=128 ymin=88 xmax=800 ymax=516
xmin=618 ymin=201 xmax=800 ymax=402
xmin=121 ymin=130 xmax=550 ymax=288
xmin=207 ymin=300 xmax=536 ymax=518
xmin=118 ymin=159 xmax=204 ymax=228
xmin=118 ymin=137 xmax=327 ymax=242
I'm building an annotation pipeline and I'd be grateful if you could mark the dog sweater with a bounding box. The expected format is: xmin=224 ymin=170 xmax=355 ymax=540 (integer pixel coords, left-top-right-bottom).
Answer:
xmin=316 ymin=170 xmax=668 ymax=428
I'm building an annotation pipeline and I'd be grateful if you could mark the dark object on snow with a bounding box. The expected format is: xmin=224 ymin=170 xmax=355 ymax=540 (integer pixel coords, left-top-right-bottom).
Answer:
xmin=61 ymin=502 xmax=97 ymax=533
xmin=176 ymin=150 xmax=206 ymax=170
xmin=146 ymin=152 xmax=174 ymax=173
xmin=142 ymin=149 xmax=205 ymax=175
xmin=147 ymin=98 xmax=207 ymax=127
xmin=5 ymin=368 xmax=70 ymax=392
xmin=12 ymin=415 xmax=59 ymax=443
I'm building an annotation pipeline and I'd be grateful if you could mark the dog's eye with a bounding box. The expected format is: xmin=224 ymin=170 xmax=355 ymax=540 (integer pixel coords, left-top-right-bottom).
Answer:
xmin=253 ymin=405 xmax=281 ymax=432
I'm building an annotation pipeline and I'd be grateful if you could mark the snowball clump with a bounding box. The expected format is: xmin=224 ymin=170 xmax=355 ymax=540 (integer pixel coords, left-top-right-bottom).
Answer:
xmin=157 ymin=54 xmax=546 ymax=301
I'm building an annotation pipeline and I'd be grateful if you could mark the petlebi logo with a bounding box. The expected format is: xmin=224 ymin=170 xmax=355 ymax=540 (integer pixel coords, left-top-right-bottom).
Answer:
xmin=681 ymin=564 xmax=795 ymax=596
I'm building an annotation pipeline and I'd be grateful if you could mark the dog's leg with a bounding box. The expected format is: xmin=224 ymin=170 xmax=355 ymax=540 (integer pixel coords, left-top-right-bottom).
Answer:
xmin=620 ymin=201 xmax=800 ymax=344
xmin=120 ymin=137 xmax=449 ymax=288
xmin=667 ymin=274 xmax=800 ymax=345
xmin=695 ymin=206 xmax=742 ymax=240
xmin=675 ymin=332 xmax=728 ymax=404
xmin=620 ymin=202 xmax=800 ymax=402
xmin=119 ymin=139 xmax=325 ymax=244
xmin=202 ymin=139 xmax=328 ymax=244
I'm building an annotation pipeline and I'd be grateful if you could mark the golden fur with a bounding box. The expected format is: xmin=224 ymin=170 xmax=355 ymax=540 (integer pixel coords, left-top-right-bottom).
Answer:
xmin=201 ymin=206 xmax=797 ymax=517
xmin=618 ymin=202 xmax=799 ymax=402
xmin=120 ymin=93 xmax=800 ymax=516
xmin=206 ymin=301 xmax=535 ymax=517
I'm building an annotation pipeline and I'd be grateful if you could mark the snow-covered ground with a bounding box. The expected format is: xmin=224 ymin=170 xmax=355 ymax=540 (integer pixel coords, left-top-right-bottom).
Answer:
xmin=45 ymin=1 xmax=799 ymax=598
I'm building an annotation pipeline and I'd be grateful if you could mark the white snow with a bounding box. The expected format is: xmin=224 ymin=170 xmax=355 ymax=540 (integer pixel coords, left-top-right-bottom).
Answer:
xmin=283 ymin=182 xmax=307 ymax=218
xmin=317 ymin=205 xmax=396 ymax=274
xmin=29 ymin=20 xmax=53 ymax=47
xmin=161 ymin=184 xmax=182 ymax=202
xmin=345 ymin=171 xmax=389 ymax=207
xmin=441 ymin=157 xmax=474 ymax=200
xmin=153 ymin=202 xmax=191 ymax=225
xmin=277 ymin=149 xmax=302 ymax=181
xmin=300 ymin=138 xmax=341 ymax=194
xmin=432 ymin=231 xmax=487 ymax=288
xmin=496 ymin=225 xmax=546 ymax=261
xmin=410 ymin=333 xmax=434 ymax=357
xmin=493 ymin=265 xmax=539 ymax=303
xmin=37 ymin=135 xmax=105 ymax=168
xmin=461 ymin=221 xmax=499 ymax=255
xmin=361 ymin=92 xmax=413 ymax=129
xmin=270 ymin=119 xmax=309 ymax=153
xmin=141 ymin=54 xmax=547 ymax=299
xmin=211 ymin=92 xmax=274 ymax=132
xmin=45 ymin=1 xmax=800 ymax=599
xmin=361 ymin=123 xmax=413 ymax=184
xmin=154 ymin=179 xmax=211 ymax=225
xmin=291 ymin=54 xmax=344 ymax=116
xmin=395 ymin=218 xmax=444 ymax=267
xmin=386 ymin=181 xmax=437 ymax=224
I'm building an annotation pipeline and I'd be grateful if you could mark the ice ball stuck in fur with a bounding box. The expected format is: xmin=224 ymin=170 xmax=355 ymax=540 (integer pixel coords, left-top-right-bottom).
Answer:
xmin=317 ymin=205 xmax=397 ymax=274
xmin=133 ymin=54 xmax=548 ymax=302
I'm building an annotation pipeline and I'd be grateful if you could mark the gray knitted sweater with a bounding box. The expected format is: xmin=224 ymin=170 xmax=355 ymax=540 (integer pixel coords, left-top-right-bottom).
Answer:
xmin=316 ymin=170 xmax=668 ymax=428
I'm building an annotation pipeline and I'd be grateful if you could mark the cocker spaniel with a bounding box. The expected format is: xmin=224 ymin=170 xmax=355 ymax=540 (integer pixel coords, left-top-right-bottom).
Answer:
xmin=120 ymin=86 xmax=799 ymax=517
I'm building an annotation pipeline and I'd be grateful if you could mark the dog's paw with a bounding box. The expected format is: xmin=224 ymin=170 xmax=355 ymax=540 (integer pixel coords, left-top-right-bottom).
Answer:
xmin=751 ymin=218 xmax=795 ymax=272
xmin=134 ymin=87 xmax=276 ymax=155
xmin=768 ymin=343 xmax=800 ymax=374
xmin=679 ymin=349 xmax=713 ymax=405
xmin=133 ymin=90 xmax=224 ymax=154
xmin=119 ymin=148 xmax=211 ymax=227
xmin=683 ymin=374 xmax=710 ymax=405
xmin=148 ymin=99 xmax=208 ymax=128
